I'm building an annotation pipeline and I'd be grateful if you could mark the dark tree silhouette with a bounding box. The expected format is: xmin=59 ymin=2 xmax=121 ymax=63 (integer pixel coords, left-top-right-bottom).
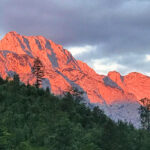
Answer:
xmin=32 ymin=57 xmax=44 ymax=88
xmin=139 ymin=97 xmax=150 ymax=131
xmin=64 ymin=87 xmax=85 ymax=103
xmin=13 ymin=73 xmax=20 ymax=85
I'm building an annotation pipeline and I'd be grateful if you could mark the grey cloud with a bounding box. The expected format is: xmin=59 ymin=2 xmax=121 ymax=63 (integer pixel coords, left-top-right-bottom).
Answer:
xmin=1 ymin=0 xmax=130 ymax=45
xmin=117 ymin=54 xmax=150 ymax=73
xmin=1 ymin=0 xmax=150 ymax=74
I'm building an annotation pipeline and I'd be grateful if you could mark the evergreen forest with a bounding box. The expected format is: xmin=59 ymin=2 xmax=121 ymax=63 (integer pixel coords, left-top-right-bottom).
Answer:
xmin=0 ymin=76 xmax=150 ymax=150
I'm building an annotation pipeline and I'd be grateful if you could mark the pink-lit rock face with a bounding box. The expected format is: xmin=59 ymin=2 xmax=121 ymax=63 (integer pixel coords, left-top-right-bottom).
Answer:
xmin=0 ymin=31 xmax=149 ymax=107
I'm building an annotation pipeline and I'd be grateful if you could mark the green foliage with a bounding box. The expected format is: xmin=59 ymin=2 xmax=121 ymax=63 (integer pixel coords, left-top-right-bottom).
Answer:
xmin=13 ymin=74 xmax=20 ymax=85
xmin=0 ymin=127 xmax=11 ymax=150
xmin=139 ymin=98 xmax=150 ymax=131
xmin=0 ymin=76 xmax=5 ymax=85
xmin=0 ymin=77 xmax=150 ymax=149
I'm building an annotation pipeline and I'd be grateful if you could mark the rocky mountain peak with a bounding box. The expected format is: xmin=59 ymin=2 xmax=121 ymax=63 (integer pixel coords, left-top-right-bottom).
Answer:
xmin=0 ymin=31 xmax=150 ymax=127
xmin=108 ymin=71 xmax=123 ymax=81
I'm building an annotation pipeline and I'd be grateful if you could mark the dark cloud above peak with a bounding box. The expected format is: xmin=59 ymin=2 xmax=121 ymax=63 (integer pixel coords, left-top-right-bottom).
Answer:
xmin=1 ymin=0 xmax=150 ymax=75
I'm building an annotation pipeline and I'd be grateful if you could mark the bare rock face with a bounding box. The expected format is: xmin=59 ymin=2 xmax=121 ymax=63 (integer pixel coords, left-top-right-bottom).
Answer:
xmin=1 ymin=31 xmax=149 ymax=127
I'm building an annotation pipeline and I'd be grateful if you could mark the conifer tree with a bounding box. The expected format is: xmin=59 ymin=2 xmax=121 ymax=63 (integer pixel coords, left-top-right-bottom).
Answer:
xmin=32 ymin=57 xmax=44 ymax=88
xmin=68 ymin=87 xmax=84 ymax=102
xmin=13 ymin=73 xmax=20 ymax=86
xmin=139 ymin=97 xmax=150 ymax=131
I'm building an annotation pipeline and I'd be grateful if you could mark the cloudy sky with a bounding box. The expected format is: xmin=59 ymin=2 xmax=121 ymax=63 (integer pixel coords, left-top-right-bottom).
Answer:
xmin=1 ymin=0 xmax=150 ymax=75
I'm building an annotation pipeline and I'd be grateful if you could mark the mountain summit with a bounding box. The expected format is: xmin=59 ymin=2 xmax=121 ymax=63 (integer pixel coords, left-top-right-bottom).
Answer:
xmin=0 ymin=31 xmax=150 ymax=126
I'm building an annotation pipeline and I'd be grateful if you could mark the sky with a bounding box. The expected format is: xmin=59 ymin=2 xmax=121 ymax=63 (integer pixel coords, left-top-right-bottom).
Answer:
xmin=1 ymin=0 xmax=150 ymax=76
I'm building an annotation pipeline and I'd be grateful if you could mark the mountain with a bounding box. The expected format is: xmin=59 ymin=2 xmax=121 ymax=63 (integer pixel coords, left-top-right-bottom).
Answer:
xmin=0 ymin=31 xmax=150 ymax=127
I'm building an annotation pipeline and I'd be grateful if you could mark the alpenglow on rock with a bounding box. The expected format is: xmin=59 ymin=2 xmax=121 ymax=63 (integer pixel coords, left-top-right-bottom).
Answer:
xmin=1 ymin=31 xmax=150 ymax=127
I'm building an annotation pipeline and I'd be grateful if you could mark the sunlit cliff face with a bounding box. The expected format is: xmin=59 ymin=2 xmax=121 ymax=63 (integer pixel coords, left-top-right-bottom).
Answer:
xmin=0 ymin=31 xmax=150 ymax=106
xmin=2 ymin=31 xmax=150 ymax=126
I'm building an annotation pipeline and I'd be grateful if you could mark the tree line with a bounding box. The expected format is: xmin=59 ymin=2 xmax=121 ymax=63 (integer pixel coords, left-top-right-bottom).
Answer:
xmin=0 ymin=57 xmax=150 ymax=149
xmin=0 ymin=74 xmax=149 ymax=149
xmin=32 ymin=57 xmax=150 ymax=132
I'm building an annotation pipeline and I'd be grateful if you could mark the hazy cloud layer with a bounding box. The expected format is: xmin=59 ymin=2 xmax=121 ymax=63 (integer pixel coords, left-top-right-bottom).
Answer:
xmin=1 ymin=0 xmax=150 ymax=75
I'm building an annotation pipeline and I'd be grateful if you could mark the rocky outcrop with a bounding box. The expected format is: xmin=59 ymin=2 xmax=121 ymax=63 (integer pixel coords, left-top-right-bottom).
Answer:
xmin=0 ymin=31 xmax=149 ymax=127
